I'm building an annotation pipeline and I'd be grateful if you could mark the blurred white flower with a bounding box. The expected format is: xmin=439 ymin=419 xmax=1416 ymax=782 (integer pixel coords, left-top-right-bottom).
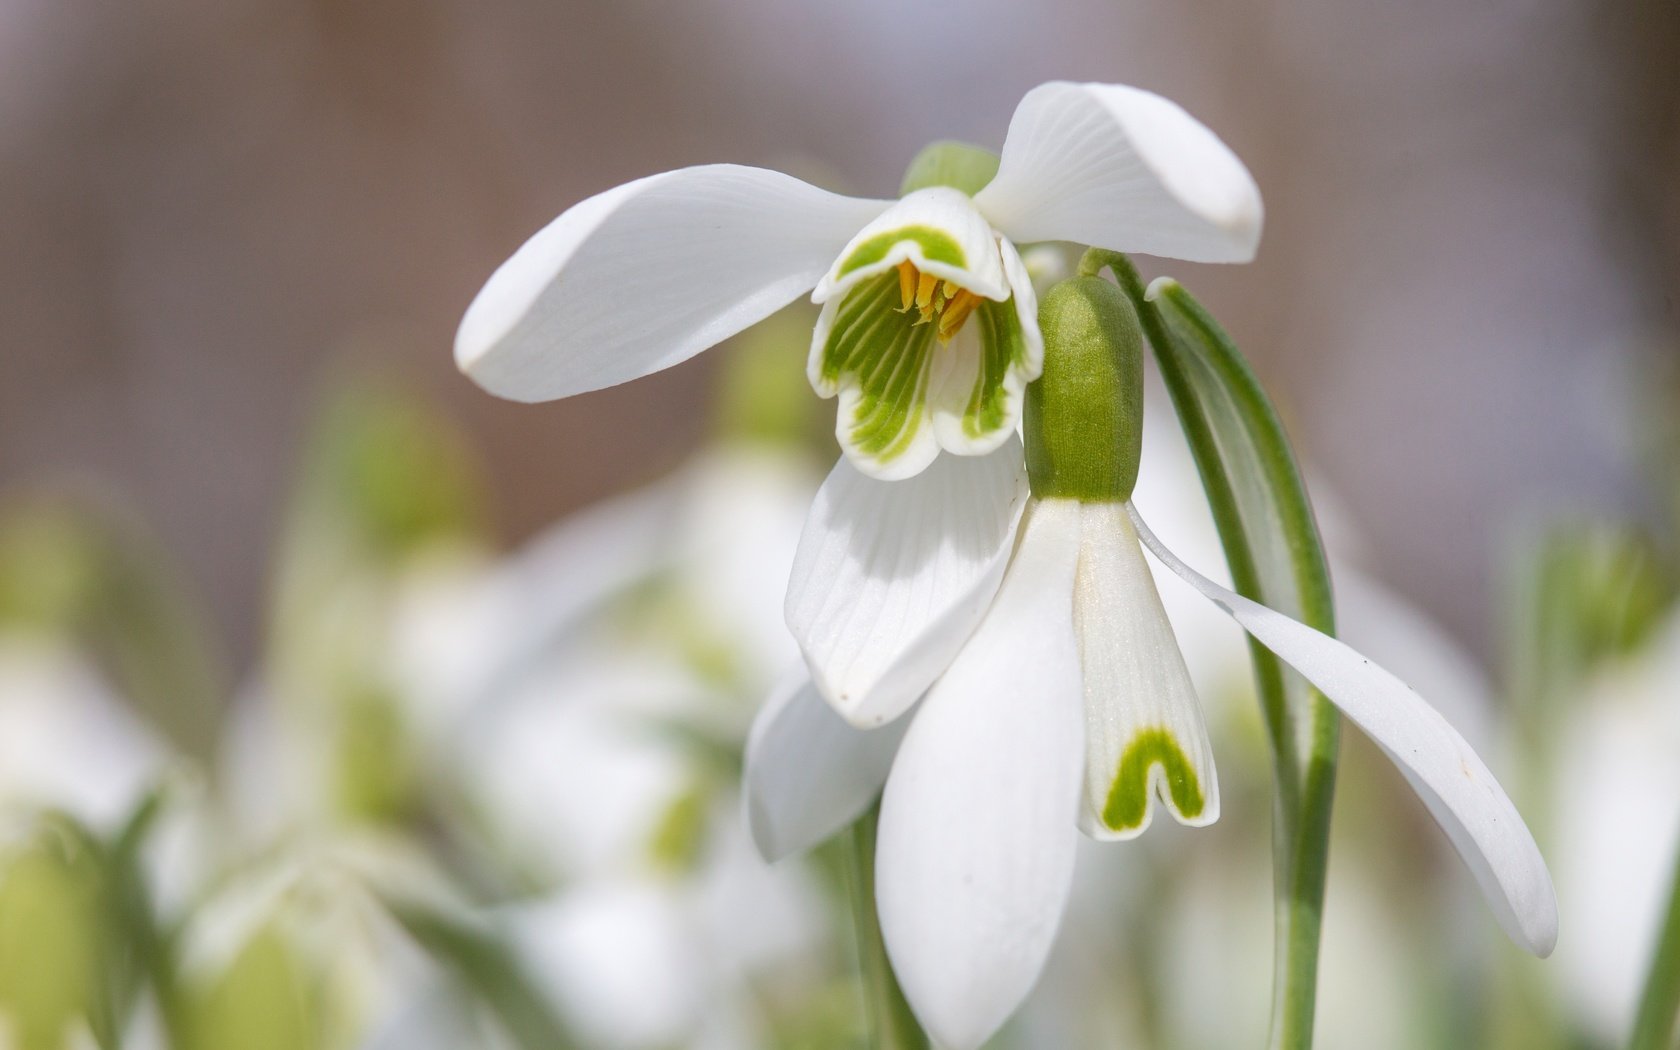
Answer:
xmin=175 ymin=835 xmax=451 ymax=1050
xmin=1553 ymin=608 xmax=1680 ymax=1041
xmin=457 ymin=587 xmax=826 ymax=1048
xmin=0 ymin=636 xmax=166 ymax=834
xmin=376 ymin=442 xmax=833 ymax=1049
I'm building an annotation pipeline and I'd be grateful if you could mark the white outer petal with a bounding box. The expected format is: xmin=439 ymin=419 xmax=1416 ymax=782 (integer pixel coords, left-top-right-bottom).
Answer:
xmin=1074 ymin=502 xmax=1219 ymax=840
xmin=743 ymin=670 xmax=907 ymax=862
xmin=975 ymin=82 xmax=1263 ymax=264
xmin=876 ymin=499 xmax=1086 ymax=1050
xmin=1130 ymin=507 xmax=1558 ymax=957
xmin=456 ymin=165 xmax=889 ymax=402
xmin=812 ymin=186 xmax=1008 ymax=304
xmin=785 ymin=437 xmax=1029 ymax=728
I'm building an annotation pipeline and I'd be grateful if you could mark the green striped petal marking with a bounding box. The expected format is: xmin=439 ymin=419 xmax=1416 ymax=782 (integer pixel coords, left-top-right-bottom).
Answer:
xmin=820 ymin=272 xmax=938 ymax=465
xmin=818 ymin=268 xmax=1029 ymax=473
xmin=963 ymin=297 xmax=1027 ymax=441
xmin=1100 ymin=726 xmax=1206 ymax=832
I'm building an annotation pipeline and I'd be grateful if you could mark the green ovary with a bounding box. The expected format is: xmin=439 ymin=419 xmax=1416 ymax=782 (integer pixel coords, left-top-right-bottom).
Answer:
xmin=837 ymin=225 xmax=966 ymax=278
xmin=1101 ymin=727 xmax=1205 ymax=831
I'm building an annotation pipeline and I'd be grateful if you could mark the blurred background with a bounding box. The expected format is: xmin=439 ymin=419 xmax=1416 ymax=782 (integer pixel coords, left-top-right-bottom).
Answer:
xmin=4 ymin=0 xmax=1676 ymax=660
xmin=1 ymin=1 xmax=1678 ymax=1048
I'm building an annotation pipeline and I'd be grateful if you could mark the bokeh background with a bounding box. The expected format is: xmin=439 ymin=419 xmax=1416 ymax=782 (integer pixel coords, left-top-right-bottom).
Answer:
xmin=3 ymin=2 xmax=1680 ymax=1049
xmin=5 ymin=0 xmax=1676 ymax=661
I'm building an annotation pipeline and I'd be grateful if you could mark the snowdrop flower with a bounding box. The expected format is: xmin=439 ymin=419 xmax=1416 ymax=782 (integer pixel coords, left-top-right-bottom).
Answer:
xmin=381 ymin=436 xmax=830 ymax=1048
xmin=462 ymin=603 xmax=828 ymax=1050
xmin=174 ymin=836 xmax=450 ymax=1050
xmin=455 ymin=81 xmax=1261 ymax=481
xmin=748 ymin=276 xmax=1557 ymax=1048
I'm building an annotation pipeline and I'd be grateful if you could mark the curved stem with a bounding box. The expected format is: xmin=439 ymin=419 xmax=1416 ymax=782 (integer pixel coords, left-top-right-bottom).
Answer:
xmin=846 ymin=802 xmax=928 ymax=1050
xmin=1087 ymin=249 xmax=1341 ymax=1050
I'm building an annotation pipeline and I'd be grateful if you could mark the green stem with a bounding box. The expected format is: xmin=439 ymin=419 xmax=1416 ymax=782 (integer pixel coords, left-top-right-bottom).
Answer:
xmin=846 ymin=802 xmax=928 ymax=1050
xmin=1630 ymin=823 xmax=1680 ymax=1050
xmin=1087 ymin=249 xmax=1342 ymax=1050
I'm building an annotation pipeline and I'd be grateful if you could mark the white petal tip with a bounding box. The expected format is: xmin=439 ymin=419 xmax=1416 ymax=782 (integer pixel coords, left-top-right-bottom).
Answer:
xmin=743 ymin=790 xmax=793 ymax=864
xmin=452 ymin=166 xmax=890 ymax=404
xmin=1515 ymin=892 xmax=1559 ymax=958
xmin=743 ymin=672 xmax=904 ymax=863
xmin=979 ymin=81 xmax=1264 ymax=264
xmin=785 ymin=440 xmax=1027 ymax=728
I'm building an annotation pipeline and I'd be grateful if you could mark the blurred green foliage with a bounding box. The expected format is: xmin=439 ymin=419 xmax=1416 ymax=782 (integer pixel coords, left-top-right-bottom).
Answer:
xmin=187 ymin=924 xmax=318 ymax=1050
xmin=0 ymin=498 xmax=224 ymax=760
xmin=0 ymin=830 xmax=105 ymax=1050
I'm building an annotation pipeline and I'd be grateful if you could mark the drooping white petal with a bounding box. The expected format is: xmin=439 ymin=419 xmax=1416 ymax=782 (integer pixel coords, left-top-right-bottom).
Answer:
xmin=742 ymin=670 xmax=907 ymax=862
xmin=975 ymin=82 xmax=1263 ymax=264
xmin=786 ymin=437 xmax=1028 ymax=727
xmin=456 ymin=165 xmax=889 ymax=402
xmin=811 ymin=187 xmax=1008 ymax=305
xmin=1130 ymin=507 xmax=1558 ymax=957
xmin=1074 ymin=502 xmax=1218 ymax=841
xmin=876 ymin=499 xmax=1086 ymax=1050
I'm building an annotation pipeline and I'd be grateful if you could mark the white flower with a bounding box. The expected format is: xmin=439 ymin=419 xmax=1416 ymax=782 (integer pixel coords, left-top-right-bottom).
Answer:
xmin=749 ymin=472 xmax=1558 ymax=1049
xmin=0 ymin=636 xmax=167 ymax=834
xmin=1552 ymin=610 xmax=1680 ymax=1041
xmin=396 ymin=446 xmax=829 ymax=1049
xmin=455 ymin=81 xmax=1261 ymax=480
xmin=174 ymin=836 xmax=451 ymax=1049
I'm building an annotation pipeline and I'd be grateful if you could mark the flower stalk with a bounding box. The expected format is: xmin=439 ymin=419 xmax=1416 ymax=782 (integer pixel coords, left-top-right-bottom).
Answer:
xmin=1090 ymin=249 xmax=1342 ymax=1050
xmin=845 ymin=803 xmax=928 ymax=1050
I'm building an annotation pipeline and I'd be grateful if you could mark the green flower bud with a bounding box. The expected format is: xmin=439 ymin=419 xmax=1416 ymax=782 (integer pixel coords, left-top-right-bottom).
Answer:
xmin=0 ymin=833 xmax=104 ymax=1048
xmin=898 ymin=140 xmax=1001 ymax=197
xmin=1024 ymin=276 xmax=1145 ymax=502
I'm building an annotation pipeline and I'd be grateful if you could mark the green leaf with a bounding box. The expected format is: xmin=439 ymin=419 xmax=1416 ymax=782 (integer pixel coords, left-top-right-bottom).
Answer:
xmin=1093 ymin=251 xmax=1341 ymax=1050
xmin=844 ymin=802 xmax=928 ymax=1050
xmin=385 ymin=898 xmax=582 ymax=1050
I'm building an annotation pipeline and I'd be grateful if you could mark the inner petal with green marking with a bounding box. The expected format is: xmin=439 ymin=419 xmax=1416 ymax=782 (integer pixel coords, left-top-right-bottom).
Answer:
xmin=1073 ymin=500 xmax=1220 ymax=841
xmin=810 ymin=244 xmax=1039 ymax=480
xmin=1100 ymin=726 xmax=1205 ymax=833
xmin=807 ymin=187 xmax=1041 ymax=479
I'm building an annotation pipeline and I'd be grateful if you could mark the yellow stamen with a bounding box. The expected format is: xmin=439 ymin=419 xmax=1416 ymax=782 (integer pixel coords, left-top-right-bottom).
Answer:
xmin=938 ymin=290 xmax=981 ymax=343
xmin=915 ymin=271 xmax=938 ymax=312
xmin=897 ymin=261 xmax=917 ymax=312
xmin=888 ymin=260 xmax=986 ymax=342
